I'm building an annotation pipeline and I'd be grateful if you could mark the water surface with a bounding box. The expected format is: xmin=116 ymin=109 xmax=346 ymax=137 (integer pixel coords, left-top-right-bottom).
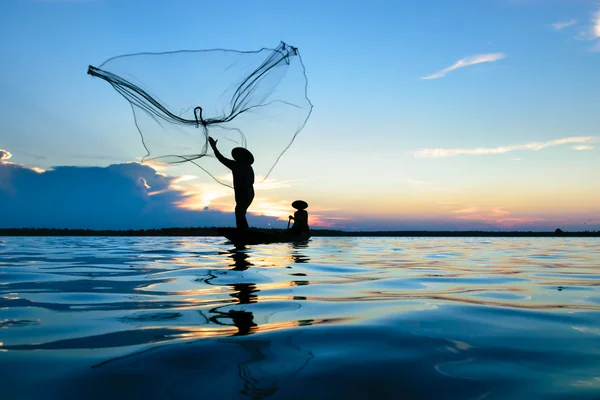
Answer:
xmin=1 ymin=237 xmax=599 ymax=399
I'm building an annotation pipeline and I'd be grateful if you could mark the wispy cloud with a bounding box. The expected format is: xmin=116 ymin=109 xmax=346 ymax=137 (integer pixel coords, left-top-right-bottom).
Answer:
xmin=413 ymin=136 xmax=597 ymax=158
xmin=0 ymin=149 xmax=12 ymax=162
xmin=491 ymin=207 xmax=510 ymax=216
xmin=452 ymin=206 xmax=555 ymax=227
xmin=421 ymin=53 xmax=506 ymax=80
xmin=451 ymin=207 xmax=480 ymax=214
xmin=552 ymin=19 xmax=577 ymax=31
xmin=572 ymin=145 xmax=594 ymax=151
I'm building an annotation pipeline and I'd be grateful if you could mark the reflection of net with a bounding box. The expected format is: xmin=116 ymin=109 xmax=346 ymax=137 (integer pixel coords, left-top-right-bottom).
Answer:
xmin=88 ymin=42 xmax=313 ymax=187
xmin=234 ymin=337 xmax=314 ymax=398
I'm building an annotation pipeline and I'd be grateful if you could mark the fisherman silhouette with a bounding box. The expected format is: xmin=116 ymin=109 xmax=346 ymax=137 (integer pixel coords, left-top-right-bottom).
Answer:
xmin=288 ymin=200 xmax=309 ymax=235
xmin=209 ymin=137 xmax=255 ymax=229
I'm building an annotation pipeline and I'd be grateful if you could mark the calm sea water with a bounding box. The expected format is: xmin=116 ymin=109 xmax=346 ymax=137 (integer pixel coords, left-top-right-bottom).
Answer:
xmin=0 ymin=236 xmax=599 ymax=399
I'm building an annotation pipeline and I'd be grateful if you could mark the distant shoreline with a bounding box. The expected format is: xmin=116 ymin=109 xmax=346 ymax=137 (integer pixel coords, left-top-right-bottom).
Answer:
xmin=0 ymin=228 xmax=598 ymax=237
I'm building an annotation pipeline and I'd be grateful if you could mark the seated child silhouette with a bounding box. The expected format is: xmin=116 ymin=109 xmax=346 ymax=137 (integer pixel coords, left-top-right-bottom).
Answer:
xmin=288 ymin=200 xmax=309 ymax=235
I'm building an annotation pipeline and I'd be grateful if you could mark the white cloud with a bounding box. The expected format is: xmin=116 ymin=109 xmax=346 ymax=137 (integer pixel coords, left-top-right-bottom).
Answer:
xmin=552 ymin=20 xmax=577 ymax=31
xmin=413 ymin=136 xmax=597 ymax=158
xmin=0 ymin=161 xmax=285 ymax=229
xmin=0 ymin=149 xmax=11 ymax=161
xmin=577 ymin=6 xmax=600 ymax=51
xmin=572 ymin=145 xmax=594 ymax=151
xmin=421 ymin=53 xmax=506 ymax=80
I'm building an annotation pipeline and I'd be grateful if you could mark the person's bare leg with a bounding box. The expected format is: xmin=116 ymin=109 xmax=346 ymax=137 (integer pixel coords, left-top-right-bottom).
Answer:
xmin=234 ymin=190 xmax=254 ymax=230
xmin=235 ymin=203 xmax=249 ymax=229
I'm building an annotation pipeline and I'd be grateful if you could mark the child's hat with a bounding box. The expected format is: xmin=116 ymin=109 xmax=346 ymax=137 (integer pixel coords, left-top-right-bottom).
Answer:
xmin=292 ymin=200 xmax=308 ymax=210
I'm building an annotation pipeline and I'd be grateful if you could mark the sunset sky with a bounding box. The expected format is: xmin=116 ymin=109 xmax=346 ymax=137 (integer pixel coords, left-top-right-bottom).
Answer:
xmin=1 ymin=0 xmax=599 ymax=231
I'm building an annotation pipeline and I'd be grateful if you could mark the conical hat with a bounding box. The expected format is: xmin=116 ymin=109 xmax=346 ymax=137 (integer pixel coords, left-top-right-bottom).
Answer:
xmin=292 ymin=200 xmax=308 ymax=210
xmin=231 ymin=147 xmax=254 ymax=165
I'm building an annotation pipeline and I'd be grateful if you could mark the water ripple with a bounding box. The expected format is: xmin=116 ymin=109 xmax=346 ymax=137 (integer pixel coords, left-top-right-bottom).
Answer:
xmin=0 ymin=236 xmax=599 ymax=399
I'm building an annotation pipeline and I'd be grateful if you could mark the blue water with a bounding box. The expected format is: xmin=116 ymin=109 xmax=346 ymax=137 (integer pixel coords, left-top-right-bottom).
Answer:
xmin=0 ymin=237 xmax=599 ymax=399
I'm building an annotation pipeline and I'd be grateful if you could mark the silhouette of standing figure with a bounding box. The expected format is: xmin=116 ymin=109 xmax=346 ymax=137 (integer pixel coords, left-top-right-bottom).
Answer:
xmin=209 ymin=137 xmax=255 ymax=229
xmin=288 ymin=200 xmax=309 ymax=235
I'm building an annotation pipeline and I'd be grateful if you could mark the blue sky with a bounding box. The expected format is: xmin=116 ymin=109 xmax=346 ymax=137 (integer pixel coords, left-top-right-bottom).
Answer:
xmin=1 ymin=0 xmax=599 ymax=230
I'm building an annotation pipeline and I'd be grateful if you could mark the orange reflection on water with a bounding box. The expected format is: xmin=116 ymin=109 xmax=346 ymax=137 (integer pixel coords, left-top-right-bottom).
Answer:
xmin=167 ymin=326 xmax=239 ymax=340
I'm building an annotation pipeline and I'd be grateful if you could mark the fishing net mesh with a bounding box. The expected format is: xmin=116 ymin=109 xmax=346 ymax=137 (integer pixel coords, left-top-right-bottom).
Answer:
xmin=88 ymin=42 xmax=312 ymax=187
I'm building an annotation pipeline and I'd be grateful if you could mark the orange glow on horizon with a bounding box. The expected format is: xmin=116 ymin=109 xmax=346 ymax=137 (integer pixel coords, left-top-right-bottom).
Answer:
xmin=140 ymin=163 xmax=599 ymax=229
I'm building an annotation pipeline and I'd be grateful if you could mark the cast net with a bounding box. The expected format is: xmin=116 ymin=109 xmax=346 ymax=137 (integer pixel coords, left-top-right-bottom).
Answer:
xmin=88 ymin=42 xmax=312 ymax=187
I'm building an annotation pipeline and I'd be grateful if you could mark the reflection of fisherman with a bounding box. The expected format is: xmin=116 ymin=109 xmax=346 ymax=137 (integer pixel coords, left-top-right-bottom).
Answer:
xmin=209 ymin=136 xmax=255 ymax=230
xmin=209 ymin=309 xmax=257 ymax=336
xmin=206 ymin=249 xmax=313 ymax=398
xmin=229 ymin=249 xmax=252 ymax=271
xmin=206 ymin=249 xmax=259 ymax=336
xmin=290 ymin=242 xmax=310 ymax=264
xmin=288 ymin=200 xmax=309 ymax=235
xmin=206 ymin=279 xmax=258 ymax=336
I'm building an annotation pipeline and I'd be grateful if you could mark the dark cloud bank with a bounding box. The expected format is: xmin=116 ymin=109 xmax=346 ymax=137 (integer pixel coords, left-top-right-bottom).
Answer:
xmin=0 ymin=159 xmax=591 ymax=232
xmin=0 ymin=161 xmax=279 ymax=230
